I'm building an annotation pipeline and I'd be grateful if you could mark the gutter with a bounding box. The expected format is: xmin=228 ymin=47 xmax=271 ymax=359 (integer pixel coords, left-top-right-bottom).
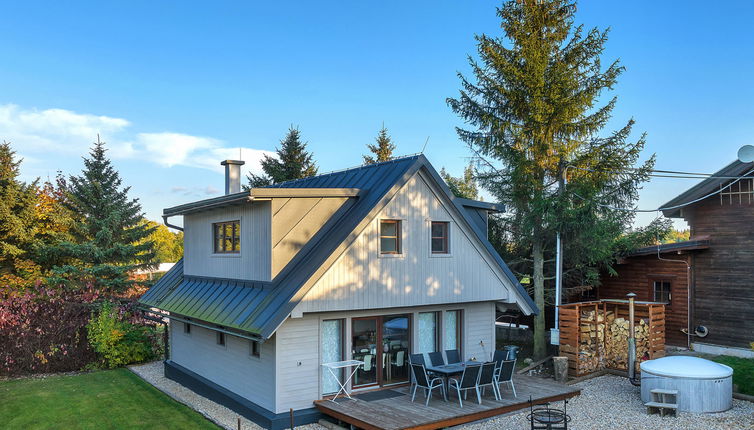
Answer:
xmin=162 ymin=215 xmax=184 ymax=232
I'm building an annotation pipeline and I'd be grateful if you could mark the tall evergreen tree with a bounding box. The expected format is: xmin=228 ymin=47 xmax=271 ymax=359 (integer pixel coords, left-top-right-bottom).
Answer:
xmin=448 ymin=0 xmax=664 ymax=358
xmin=247 ymin=126 xmax=318 ymax=187
xmin=0 ymin=142 xmax=40 ymax=284
xmin=441 ymin=163 xmax=479 ymax=200
xmin=363 ymin=125 xmax=396 ymax=164
xmin=51 ymin=138 xmax=156 ymax=291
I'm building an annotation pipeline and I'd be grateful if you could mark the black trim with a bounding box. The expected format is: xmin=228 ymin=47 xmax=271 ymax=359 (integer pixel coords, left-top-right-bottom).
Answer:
xmin=164 ymin=360 xmax=322 ymax=430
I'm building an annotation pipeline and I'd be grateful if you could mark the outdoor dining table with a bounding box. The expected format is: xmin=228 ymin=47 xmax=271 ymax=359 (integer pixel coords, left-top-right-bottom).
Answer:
xmin=426 ymin=360 xmax=482 ymax=395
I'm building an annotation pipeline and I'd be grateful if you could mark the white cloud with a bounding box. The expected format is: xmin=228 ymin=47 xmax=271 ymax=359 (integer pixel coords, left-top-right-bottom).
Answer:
xmin=0 ymin=104 xmax=275 ymax=176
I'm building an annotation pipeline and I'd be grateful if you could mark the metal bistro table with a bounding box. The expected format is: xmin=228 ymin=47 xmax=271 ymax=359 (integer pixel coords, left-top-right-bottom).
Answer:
xmin=426 ymin=360 xmax=481 ymax=394
xmin=321 ymin=360 xmax=364 ymax=402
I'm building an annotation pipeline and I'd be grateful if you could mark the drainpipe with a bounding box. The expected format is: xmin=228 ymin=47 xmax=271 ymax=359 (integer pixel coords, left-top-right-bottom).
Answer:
xmin=627 ymin=292 xmax=640 ymax=386
xmin=162 ymin=215 xmax=183 ymax=232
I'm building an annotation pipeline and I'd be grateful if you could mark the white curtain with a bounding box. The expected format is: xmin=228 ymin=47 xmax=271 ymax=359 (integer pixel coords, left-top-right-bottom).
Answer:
xmin=418 ymin=312 xmax=437 ymax=353
xmin=444 ymin=311 xmax=458 ymax=350
xmin=321 ymin=319 xmax=342 ymax=395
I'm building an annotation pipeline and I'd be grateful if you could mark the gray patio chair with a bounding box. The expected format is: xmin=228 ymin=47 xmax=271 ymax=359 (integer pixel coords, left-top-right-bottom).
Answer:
xmin=410 ymin=363 xmax=447 ymax=406
xmin=492 ymin=349 xmax=507 ymax=368
xmin=477 ymin=361 xmax=499 ymax=401
xmin=445 ymin=349 xmax=461 ymax=364
xmin=494 ymin=359 xmax=517 ymax=398
xmin=428 ymin=351 xmax=445 ymax=367
xmin=448 ymin=363 xmax=482 ymax=407
xmin=409 ymin=353 xmax=425 ymax=366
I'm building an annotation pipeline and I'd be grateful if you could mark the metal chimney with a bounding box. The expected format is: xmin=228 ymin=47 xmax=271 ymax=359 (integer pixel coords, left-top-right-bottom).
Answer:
xmin=220 ymin=160 xmax=245 ymax=194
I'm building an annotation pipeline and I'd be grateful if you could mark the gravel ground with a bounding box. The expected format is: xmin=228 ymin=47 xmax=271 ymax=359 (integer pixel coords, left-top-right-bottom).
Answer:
xmin=460 ymin=375 xmax=754 ymax=430
xmin=129 ymin=361 xmax=325 ymax=430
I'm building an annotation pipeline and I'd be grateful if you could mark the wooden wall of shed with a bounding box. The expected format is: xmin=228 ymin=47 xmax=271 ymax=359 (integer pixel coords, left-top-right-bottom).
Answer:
xmin=681 ymin=194 xmax=754 ymax=349
xmin=598 ymin=254 xmax=689 ymax=347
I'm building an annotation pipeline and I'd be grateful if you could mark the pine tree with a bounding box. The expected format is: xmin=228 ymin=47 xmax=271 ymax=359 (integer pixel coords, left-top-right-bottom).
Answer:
xmin=0 ymin=142 xmax=41 ymax=284
xmin=363 ymin=125 xmax=396 ymax=164
xmin=441 ymin=163 xmax=479 ymax=200
xmin=448 ymin=0 xmax=663 ymax=358
xmin=51 ymin=138 xmax=156 ymax=292
xmin=247 ymin=126 xmax=318 ymax=187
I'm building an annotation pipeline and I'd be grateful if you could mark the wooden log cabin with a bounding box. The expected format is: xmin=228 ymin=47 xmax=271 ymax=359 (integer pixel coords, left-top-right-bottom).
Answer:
xmin=598 ymin=160 xmax=754 ymax=357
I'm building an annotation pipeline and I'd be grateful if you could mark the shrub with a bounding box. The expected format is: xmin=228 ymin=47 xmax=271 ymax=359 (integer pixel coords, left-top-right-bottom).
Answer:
xmin=86 ymin=301 xmax=161 ymax=368
xmin=0 ymin=283 xmax=101 ymax=375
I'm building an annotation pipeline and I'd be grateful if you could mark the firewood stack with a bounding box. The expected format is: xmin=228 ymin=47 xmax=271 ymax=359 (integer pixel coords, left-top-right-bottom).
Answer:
xmin=605 ymin=317 xmax=650 ymax=372
xmin=575 ymin=310 xmax=610 ymax=374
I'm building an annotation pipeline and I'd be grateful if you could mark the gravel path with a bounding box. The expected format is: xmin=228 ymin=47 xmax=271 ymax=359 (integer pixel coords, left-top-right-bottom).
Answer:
xmin=129 ymin=361 xmax=325 ymax=430
xmin=460 ymin=375 xmax=754 ymax=430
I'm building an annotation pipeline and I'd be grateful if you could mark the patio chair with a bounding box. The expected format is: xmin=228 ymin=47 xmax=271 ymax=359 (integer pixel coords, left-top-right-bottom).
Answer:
xmin=445 ymin=349 xmax=461 ymax=364
xmin=448 ymin=363 xmax=482 ymax=408
xmin=494 ymin=359 xmax=517 ymax=398
xmin=428 ymin=351 xmax=445 ymax=367
xmin=409 ymin=353 xmax=426 ymax=366
xmin=410 ymin=363 xmax=447 ymax=406
xmin=477 ymin=362 xmax=499 ymax=401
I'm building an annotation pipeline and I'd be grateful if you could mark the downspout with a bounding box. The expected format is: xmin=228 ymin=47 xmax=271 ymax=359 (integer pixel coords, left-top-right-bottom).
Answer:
xmin=162 ymin=215 xmax=184 ymax=232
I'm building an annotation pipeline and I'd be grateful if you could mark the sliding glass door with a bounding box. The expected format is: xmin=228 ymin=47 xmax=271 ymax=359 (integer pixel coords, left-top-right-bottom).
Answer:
xmin=351 ymin=314 xmax=410 ymax=388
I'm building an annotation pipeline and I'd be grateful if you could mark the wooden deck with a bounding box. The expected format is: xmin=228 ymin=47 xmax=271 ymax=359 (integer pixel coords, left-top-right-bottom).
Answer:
xmin=315 ymin=375 xmax=580 ymax=430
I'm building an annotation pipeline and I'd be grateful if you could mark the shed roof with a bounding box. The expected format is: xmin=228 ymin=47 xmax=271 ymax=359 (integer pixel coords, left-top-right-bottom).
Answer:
xmin=661 ymin=160 xmax=754 ymax=218
xmin=140 ymin=154 xmax=538 ymax=339
xmin=625 ymin=238 xmax=710 ymax=258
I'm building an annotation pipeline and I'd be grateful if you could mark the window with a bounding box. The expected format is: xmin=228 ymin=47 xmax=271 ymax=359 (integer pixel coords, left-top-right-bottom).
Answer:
xmin=183 ymin=322 xmax=191 ymax=335
xmin=213 ymin=220 xmax=240 ymax=253
xmin=380 ymin=220 xmax=401 ymax=254
xmin=418 ymin=312 xmax=439 ymax=353
xmin=444 ymin=310 xmax=462 ymax=352
xmin=653 ymin=280 xmax=672 ymax=303
xmin=216 ymin=330 xmax=226 ymax=346
xmin=320 ymin=319 xmax=344 ymax=395
xmin=431 ymin=221 xmax=449 ymax=254
xmin=250 ymin=340 xmax=260 ymax=358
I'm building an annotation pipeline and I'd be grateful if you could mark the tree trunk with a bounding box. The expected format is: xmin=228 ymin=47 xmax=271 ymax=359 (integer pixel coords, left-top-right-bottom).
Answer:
xmin=532 ymin=236 xmax=547 ymax=359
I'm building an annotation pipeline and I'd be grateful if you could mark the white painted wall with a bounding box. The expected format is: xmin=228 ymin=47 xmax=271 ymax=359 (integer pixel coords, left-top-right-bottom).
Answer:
xmin=183 ymin=201 xmax=271 ymax=281
xmin=170 ymin=321 xmax=277 ymax=411
xmin=293 ymin=172 xmax=517 ymax=314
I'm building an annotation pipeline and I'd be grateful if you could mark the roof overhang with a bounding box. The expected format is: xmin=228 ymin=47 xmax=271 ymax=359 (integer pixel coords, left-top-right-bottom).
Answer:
xmin=624 ymin=238 xmax=710 ymax=258
xmin=455 ymin=197 xmax=505 ymax=213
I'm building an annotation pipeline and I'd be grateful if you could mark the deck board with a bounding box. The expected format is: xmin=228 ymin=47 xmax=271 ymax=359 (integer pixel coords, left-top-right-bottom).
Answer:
xmin=315 ymin=375 xmax=581 ymax=430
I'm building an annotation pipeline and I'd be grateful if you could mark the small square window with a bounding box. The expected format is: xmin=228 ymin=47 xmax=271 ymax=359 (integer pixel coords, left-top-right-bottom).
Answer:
xmin=213 ymin=220 xmax=240 ymax=253
xmin=250 ymin=340 xmax=260 ymax=358
xmin=216 ymin=330 xmax=226 ymax=346
xmin=183 ymin=322 xmax=191 ymax=335
xmin=380 ymin=220 xmax=401 ymax=254
xmin=653 ymin=280 xmax=671 ymax=303
xmin=431 ymin=221 xmax=449 ymax=254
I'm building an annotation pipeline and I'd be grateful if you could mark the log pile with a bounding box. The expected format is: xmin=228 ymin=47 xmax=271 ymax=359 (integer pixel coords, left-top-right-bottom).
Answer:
xmin=605 ymin=317 xmax=650 ymax=372
xmin=575 ymin=309 xmax=609 ymax=374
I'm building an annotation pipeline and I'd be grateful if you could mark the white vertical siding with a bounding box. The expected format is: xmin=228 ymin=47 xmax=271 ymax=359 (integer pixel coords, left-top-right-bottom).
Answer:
xmin=462 ymin=302 xmax=496 ymax=362
xmin=293 ymin=172 xmax=515 ymax=314
xmin=274 ymin=314 xmax=320 ymax=413
xmin=170 ymin=322 xmax=276 ymax=411
xmin=183 ymin=201 xmax=271 ymax=281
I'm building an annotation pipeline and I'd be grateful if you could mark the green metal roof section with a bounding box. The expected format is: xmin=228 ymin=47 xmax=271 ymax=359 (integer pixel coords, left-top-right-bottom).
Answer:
xmin=140 ymin=154 xmax=538 ymax=339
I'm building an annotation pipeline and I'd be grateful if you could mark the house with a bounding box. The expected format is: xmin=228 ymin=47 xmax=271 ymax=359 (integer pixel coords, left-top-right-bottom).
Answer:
xmin=139 ymin=154 xmax=538 ymax=429
xmin=597 ymin=159 xmax=754 ymax=357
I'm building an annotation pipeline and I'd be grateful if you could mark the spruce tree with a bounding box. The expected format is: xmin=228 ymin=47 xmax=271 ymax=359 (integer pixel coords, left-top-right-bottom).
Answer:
xmin=52 ymin=138 xmax=156 ymax=292
xmin=0 ymin=142 xmax=40 ymax=284
xmin=441 ymin=163 xmax=479 ymax=200
xmin=363 ymin=125 xmax=396 ymax=164
xmin=448 ymin=0 xmax=663 ymax=358
xmin=247 ymin=126 xmax=318 ymax=187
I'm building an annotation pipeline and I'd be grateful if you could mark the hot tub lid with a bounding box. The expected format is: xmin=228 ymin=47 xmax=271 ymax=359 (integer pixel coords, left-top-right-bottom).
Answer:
xmin=640 ymin=356 xmax=733 ymax=379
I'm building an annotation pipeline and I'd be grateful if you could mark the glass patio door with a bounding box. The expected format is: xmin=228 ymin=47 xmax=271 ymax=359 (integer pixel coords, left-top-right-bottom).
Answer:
xmin=351 ymin=314 xmax=410 ymax=388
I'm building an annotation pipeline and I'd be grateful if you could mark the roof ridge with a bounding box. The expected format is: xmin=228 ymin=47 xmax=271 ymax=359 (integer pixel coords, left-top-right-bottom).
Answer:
xmin=269 ymin=153 xmax=422 ymax=187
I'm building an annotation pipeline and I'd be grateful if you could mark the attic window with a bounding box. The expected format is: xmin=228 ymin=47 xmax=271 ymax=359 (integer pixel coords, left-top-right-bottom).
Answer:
xmin=213 ymin=220 xmax=240 ymax=253
xmin=431 ymin=221 xmax=449 ymax=254
xmin=380 ymin=220 xmax=401 ymax=254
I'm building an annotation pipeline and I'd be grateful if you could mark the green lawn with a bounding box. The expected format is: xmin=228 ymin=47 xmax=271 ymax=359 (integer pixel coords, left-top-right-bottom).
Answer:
xmin=712 ymin=355 xmax=754 ymax=396
xmin=0 ymin=368 xmax=220 ymax=430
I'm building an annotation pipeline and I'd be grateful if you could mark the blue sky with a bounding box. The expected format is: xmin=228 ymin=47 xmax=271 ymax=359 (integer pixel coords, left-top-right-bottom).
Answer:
xmin=2 ymin=1 xmax=753 ymax=228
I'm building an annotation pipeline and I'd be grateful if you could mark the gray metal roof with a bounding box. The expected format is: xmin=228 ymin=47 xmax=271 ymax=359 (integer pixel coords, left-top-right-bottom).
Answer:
xmin=140 ymin=154 xmax=538 ymax=339
xmin=661 ymin=160 xmax=754 ymax=218
xmin=626 ymin=238 xmax=710 ymax=257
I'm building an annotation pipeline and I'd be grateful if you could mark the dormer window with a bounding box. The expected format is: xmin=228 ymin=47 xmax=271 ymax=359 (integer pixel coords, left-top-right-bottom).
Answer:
xmin=380 ymin=220 xmax=401 ymax=254
xmin=213 ymin=220 xmax=240 ymax=253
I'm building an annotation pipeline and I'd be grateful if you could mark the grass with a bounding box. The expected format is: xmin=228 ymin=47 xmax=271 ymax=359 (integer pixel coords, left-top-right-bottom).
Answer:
xmin=712 ymin=355 xmax=754 ymax=396
xmin=0 ymin=368 xmax=219 ymax=430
